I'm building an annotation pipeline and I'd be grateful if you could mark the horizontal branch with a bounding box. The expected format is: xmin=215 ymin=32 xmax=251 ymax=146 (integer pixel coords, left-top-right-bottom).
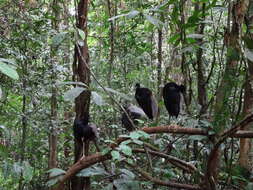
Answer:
xmin=133 ymin=148 xmax=203 ymax=175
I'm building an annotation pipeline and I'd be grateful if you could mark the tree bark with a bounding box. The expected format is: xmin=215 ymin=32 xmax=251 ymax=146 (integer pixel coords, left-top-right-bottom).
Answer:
xmin=206 ymin=1 xmax=249 ymax=189
xmin=71 ymin=0 xmax=91 ymax=190
xmin=239 ymin=0 xmax=253 ymax=182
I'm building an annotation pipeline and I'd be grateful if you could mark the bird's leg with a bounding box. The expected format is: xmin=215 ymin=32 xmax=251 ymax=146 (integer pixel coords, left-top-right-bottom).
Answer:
xmin=82 ymin=137 xmax=85 ymax=158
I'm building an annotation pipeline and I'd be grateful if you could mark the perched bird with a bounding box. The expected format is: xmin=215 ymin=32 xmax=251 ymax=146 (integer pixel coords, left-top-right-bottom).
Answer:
xmin=73 ymin=117 xmax=98 ymax=143
xmin=135 ymin=83 xmax=158 ymax=120
xmin=163 ymin=82 xmax=185 ymax=118
xmin=121 ymin=104 xmax=147 ymax=131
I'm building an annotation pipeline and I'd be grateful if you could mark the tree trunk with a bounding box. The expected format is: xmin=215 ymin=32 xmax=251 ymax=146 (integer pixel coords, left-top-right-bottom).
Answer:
xmin=205 ymin=1 xmax=249 ymax=189
xmin=48 ymin=0 xmax=59 ymax=174
xmin=71 ymin=0 xmax=91 ymax=190
xmin=239 ymin=0 xmax=253 ymax=183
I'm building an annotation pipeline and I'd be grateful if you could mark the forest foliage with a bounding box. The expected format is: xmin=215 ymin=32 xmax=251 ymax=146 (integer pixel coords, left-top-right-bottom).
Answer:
xmin=0 ymin=0 xmax=253 ymax=190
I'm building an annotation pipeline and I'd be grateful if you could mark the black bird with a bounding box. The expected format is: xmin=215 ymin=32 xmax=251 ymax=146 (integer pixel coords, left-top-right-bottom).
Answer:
xmin=73 ymin=117 xmax=98 ymax=143
xmin=163 ymin=82 xmax=185 ymax=118
xmin=121 ymin=104 xmax=147 ymax=131
xmin=135 ymin=83 xmax=158 ymax=120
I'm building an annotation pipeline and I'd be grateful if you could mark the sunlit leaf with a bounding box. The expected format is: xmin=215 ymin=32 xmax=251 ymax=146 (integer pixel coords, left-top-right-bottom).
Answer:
xmin=77 ymin=166 xmax=108 ymax=177
xmin=111 ymin=150 xmax=120 ymax=161
xmin=0 ymin=61 xmax=19 ymax=80
xmin=186 ymin=34 xmax=204 ymax=39
xmin=22 ymin=161 xmax=33 ymax=182
xmin=63 ymin=87 xmax=86 ymax=101
xmin=47 ymin=168 xmax=66 ymax=178
xmin=77 ymin=28 xmax=85 ymax=40
xmin=126 ymin=10 xmax=140 ymax=18
xmin=119 ymin=144 xmax=132 ymax=156
xmin=245 ymin=48 xmax=253 ymax=62
xmin=143 ymin=14 xmax=164 ymax=28
xmin=91 ymin=91 xmax=104 ymax=106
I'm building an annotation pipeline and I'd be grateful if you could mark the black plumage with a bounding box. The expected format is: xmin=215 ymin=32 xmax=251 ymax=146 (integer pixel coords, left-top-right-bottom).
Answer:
xmin=121 ymin=105 xmax=147 ymax=131
xmin=163 ymin=82 xmax=185 ymax=118
xmin=73 ymin=117 xmax=98 ymax=142
xmin=135 ymin=83 xmax=158 ymax=120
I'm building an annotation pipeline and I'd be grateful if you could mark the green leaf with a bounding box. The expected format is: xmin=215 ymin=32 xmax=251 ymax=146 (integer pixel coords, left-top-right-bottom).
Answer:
xmin=132 ymin=139 xmax=143 ymax=145
xmin=129 ymin=130 xmax=150 ymax=139
xmin=168 ymin=33 xmax=180 ymax=44
xmin=77 ymin=28 xmax=85 ymax=40
xmin=77 ymin=166 xmax=108 ymax=177
xmin=0 ymin=61 xmax=19 ymax=80
xmin=47 ymin=168 xmax=66 ymax=178
xmin=143 ymin=14 xmax=164 ymax=28
xmin=91 ymin=91 xmax=104 ymax=106
xmin=22 ymin=161 xmax=33 ymax=182
xmin=245 ymin=48 xmax=253 ymax=62
xmin=186 ymin=34 xmax=204 ymax=39
xmin=119 ymin=169 xmax=135 ymax=179
xmin=101 ymin=87 xmax=132 ymax=101
xmin=52 ymin=32 xmax=67 ymax=47
xmin=102 ymin=147 xmax=111 ymax=155
xmin=126 ymin=10 xmax=140 ymax=19
xmin=63 ymin=87 xmax=86 ymax=101
xmin=119 ymin=144 xmax=132 ymax=156
xmin=111 ymin=150 xmax=120 ymax=161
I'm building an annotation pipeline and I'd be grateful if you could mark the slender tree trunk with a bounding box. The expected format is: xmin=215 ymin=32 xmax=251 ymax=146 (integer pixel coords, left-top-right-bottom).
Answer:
xmin=239 ymin=0 xmax=253 ymax=183
xmin=196 ymin=3 xmax=207 ymax=116
xmin=205 ymin=1 xmax=249 ymax=189
xmin=157 ymin=28 xmax=162 ymax=120
xmin=107 ymin=0 xmax=114 ymax=88
xmin=71 ymin=1 xmax=91 ymax=190
xmin=18 ymin=72 xmax=28 ymax=190
xmin=48 ymin=0 xmax=59 ymax=175
xmin=180 ymin=0 xmax=192 ymax=112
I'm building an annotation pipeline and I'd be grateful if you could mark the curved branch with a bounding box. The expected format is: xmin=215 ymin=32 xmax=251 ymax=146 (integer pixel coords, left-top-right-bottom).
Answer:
xmin=126 ymin=161 xmax=202 ymax=190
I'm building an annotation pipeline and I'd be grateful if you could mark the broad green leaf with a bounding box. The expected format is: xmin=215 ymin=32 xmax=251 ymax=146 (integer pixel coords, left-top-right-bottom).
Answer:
xmin=91 ymin=91 xmax=104 ymax=106
xmin=63 ymin=87 xmax=86 ymax=101
xmin=0 ymin=61 xmax=19 ymax=80
xmin=98 ymin=87 xmax=132 ymax=101
xmin=111 ymin=150 xmax=120 ymax=161
xmin=119 ymin=169 xmax=135 ymax=179
xmin=77 ymin=166 xmax=108 ymax=177
xmin=0 ymin=58 xmax=16 ymax=65
xmin=143 ymin=14 xmax=163 ymax=28
xmin=47 ymin=168 xmax=66 ymax=178
xmin=52 ymin=32 xmax=67 ymax=47
xmin=186 ymin=34 xmax=204 ymax=39
xmin=78 ymin=28 xmax=85 ymax=40
xmin=22 ymin=161 xmax=33 ymax=182
xmin=245 ymin=48 xmax=253 ymax=62
xmin=101 ymin=147 xmax=111 ymax=155
xmin=119 ymin=144 xmax=132 ymax=156
xmin=46 ymin=177 xmax=61 ymax=187
xmin=108 ymin=14 xmax=127 ymax=21
xmin=129 ymin=130 xmax=149 ymax=140
xmin=126 ymin=10 xmax=140 ymax=19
